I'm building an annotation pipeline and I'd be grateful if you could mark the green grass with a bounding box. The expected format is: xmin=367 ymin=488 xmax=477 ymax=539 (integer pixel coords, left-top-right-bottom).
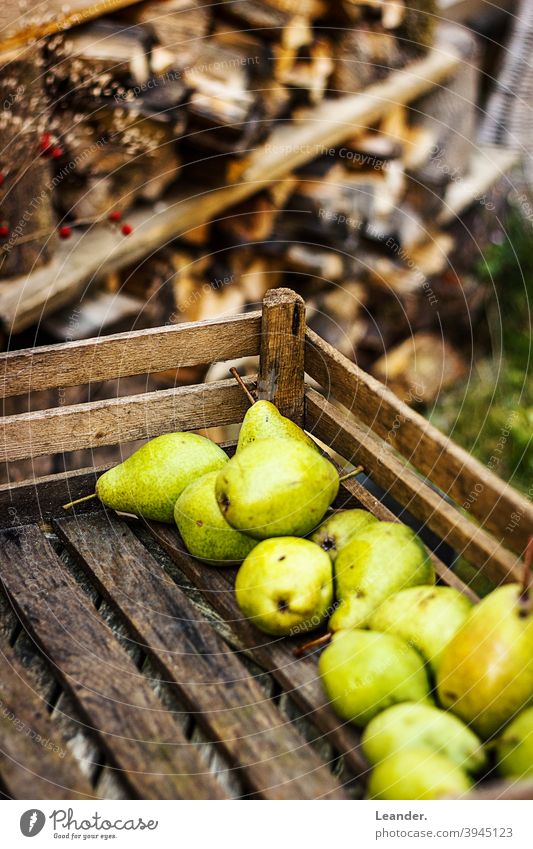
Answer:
xmin=429 ymin=209 xmax=532 ymax=494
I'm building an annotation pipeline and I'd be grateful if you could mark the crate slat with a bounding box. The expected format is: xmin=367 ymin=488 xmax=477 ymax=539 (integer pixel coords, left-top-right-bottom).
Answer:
xmin=305 ymin=329 xmax=533 ymax=556
xmin=1 ymin=313 xmax=261 ymax=399
xmin=0 ymin=377 xmax=255 ymax=462
xmin=306 ymin=388 xmax=522 ymax=586
xmin=55 ymin=512 xmax=346 ymax=800
xmin=258 ymin=288 xmax=306 ymax=423
xmin=147 ymin=524 xmax=368 ymax=777
xmin=0 ymin=525 xmax=228 ymax=800
xmin=0 ymin=644 xmax=94 ymax=800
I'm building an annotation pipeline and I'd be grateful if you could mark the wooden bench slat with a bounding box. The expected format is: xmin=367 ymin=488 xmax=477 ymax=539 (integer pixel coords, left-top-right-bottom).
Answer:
xmin=0 ymin=644 xmax=94 ymax=800
xmin=0 ymin=525 xmax=227 ymax=800
xmin=306 ymin=388 xmax=522 ymax=586
xmin=0 ymin=313 xmax=261 ymax=398
xmin=146 ymin=524 xmax=368 ymax=778
xmin=56 ymin=512 xmax=346 ymax=800
xmin=305 ymin=329 xmax=533 ymax=555
xmin=0 ymin=378 xmax=254 ymax=462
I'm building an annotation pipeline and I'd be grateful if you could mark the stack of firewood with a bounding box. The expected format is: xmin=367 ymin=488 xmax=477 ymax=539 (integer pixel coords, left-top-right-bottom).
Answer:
xmin=1 ymin=0 xmax=486 ymax=403
xmin=1 ymin=1 xmax=440 ymax=271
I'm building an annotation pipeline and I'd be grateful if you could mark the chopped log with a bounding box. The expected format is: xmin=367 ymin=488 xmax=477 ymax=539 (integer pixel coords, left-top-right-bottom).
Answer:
xmin=372 ymin=331 xmax=467 ymax=403
xmin=0 ymin=46 xmax=57 ymax=279
xmin=220 ymin=0 xmax=314 ymax=46
xmin=51 ymin=20 xmax=154 ymax=92
xmin=0 ymin=45 xmax=462 ymax=332
xmin=331 ymin=22 xmax=405 ymax=94
xmin=279 ymin=39 xmax=334 ymax=104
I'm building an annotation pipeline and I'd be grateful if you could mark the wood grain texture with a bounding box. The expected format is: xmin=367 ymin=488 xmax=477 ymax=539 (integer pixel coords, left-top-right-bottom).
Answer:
xmin=1 ymin=1 xmax=144 ymax=51
xmin=0 ymin=524 xmax=227 ymax=800
xmin=305 ymin=329 xmax=533 ymax=556
xmin=147 ymin=523 xmax=368 ymax=778
xmin=305 ymin=388 xmax=522 ymax=586
xmin=0 ymin=377 xmax=254 ymax=462
xmin=56 ymin=512 xmax=346 ymax=799
xmin=1 ymin=313 xmax=261 ymax=398
xmin=0 ymin=644 xmax=94 ymax=799
xmin=258 ymin=288 xmax=306 ymax=423
xmin=0 ymin=465 xmax=111 ymax=528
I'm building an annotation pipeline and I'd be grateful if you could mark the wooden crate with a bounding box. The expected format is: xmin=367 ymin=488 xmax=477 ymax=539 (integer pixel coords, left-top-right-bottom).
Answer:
xmin=0 ymin=288 xmax=532 ymax=800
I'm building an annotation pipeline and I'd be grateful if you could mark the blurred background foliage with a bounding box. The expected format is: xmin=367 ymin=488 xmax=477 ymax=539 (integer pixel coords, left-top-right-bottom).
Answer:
xmin=430 ymin=204 xmax=532 ymax=495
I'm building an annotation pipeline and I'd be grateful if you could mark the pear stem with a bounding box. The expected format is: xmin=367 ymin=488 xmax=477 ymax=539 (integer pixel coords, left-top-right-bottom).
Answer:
xmin=230 ymin=367 xmax=256 ymax=406
xmin=293 ymin=631 xmax=332 ymax=658
xmin=339 ymin=465 xmax=365 ymax=483
xmin=62 ymin=493 xmax=97 ymax=510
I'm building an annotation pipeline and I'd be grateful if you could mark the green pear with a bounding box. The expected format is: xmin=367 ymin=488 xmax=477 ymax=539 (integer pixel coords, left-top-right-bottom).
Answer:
xmin=237 ymin=399 xmax=318 ymax=453
xmin=362 ymin=702 xmax=486 ymax=774
xmin=329 ymin=522 xmax=435 ymax=632
xmin=96 ymin=433 xmax=228 ymax=522
xmin=437 ymin=584 xmax=533 ymax=738
xmin=174 ymin=471 xmax=257 ymax=565
xmin=368 ymin=747 xmax=473 ymax=800
xmin=310 ymin=509 xmax=378 ymax=562
xmin=496 ymin=707 xmax=533 ymax=779
xmin=216 ymin=438 xmax=339 ymax=539
xmin=318 ymin=630 xmax=430 ymax=727
xmin=235 ymin=537 xmax=333 ymax=636
xmin=370 ymin=586 xmax=473 ymax=675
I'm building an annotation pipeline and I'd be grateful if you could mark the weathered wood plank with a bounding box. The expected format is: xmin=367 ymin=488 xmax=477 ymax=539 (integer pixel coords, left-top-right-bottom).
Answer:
xmin=258 ymin=288 xmax=306 ymax=424
xmin=146 ymin=523 xmax=368 ymax=777
xmin=0 ymin=43 xmax=460 ymax=334
xmin=1 ymin=313 xmax=261 ymax=398
xmin=0 ymin=644 xmax=94 ymax=800
xmin=0 ymin=525 xmax=227 ymax=800
xmin=305 ymin=329 xmax=533 ymax=556
xmin=306 ymin=388 xmax=522 ymax=586
xmin=0 ymin=378 xmax=254 ymax=462
xmin=1 ymin=1 xmax=144 ymax=51
xmin=56 ymin=512 xmax=346 ymax=799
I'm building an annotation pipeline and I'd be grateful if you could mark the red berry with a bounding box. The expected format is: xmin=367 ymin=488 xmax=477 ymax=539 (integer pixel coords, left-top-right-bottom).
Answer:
xmin=0 ymin=224 xmax=9 ymax=237
xmin=59 ymin=225 xmax=72 ymax=239
xmin=51 ymin=147 xmax=63 ymax=159
xmin=40 ymin=133 xmax=52 ymax=152
xmin=121 ymin=223 xmax=133 ymax=236
xmin=0 ymin=173 xmax=5 ymax=186
xmin=108 ymin=210 xmax=122 ymax=222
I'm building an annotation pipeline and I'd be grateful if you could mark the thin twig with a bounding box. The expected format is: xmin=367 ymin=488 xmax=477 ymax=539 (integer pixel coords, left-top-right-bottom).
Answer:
xmin=293 ymin=631 xmax=332 ymax=658
xmin=339 ymin=465 xmax=365 ymax=483
xmin=230 ymin=367 xmax=256 ymax=405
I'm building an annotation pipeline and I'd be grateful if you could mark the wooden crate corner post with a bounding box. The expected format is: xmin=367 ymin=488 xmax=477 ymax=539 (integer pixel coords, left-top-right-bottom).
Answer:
xmin=257 ymin=287 xmax=306 ymax=424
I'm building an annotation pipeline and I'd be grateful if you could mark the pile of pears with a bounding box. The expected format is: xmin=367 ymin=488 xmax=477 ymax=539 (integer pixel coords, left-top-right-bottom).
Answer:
xmin=82 ymin=394 xmax=533 ymax=800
